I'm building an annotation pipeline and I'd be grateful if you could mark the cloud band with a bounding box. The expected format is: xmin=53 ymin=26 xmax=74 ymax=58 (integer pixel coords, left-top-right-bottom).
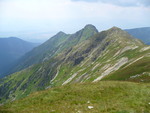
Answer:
xmin=71 ymin=0 xmax=150 ymax=7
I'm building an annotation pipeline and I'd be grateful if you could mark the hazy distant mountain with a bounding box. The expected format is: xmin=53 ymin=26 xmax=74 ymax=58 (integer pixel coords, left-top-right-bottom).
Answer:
xmin=0 ymin=37 xmax=39 ymax=78
xmin=125 ymin=27 xmax=150 ymax=45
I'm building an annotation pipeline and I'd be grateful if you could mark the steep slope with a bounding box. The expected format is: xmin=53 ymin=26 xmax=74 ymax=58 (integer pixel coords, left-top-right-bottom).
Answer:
xmin=8 ymin=32 xmax=70 ymax=74
xmin=52 ymin=27 xmax=148 ymax=84
xmin=9 ymin=24 xmax=98 ymax=74
xmin=125 ymin=27 xmax=150 ymax=45
xmin=0 ymin=26 xmax=149 ymax=104
xmin=0 ymin=81 xmax=149 ymax=113
xmin=0 ymin=37 xmax=38 ymax=78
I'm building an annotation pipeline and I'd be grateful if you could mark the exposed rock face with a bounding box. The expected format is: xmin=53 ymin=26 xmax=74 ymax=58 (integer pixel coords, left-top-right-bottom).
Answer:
xmin=62 ymin=73 xmax=78 ymax=85
xmin=93 ymin=57 xmax=128 ymax=82
xmin=140 ymin=46 xmax=150 ymax=52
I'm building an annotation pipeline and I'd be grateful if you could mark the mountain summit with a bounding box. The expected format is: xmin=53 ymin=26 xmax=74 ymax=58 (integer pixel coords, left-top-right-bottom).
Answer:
xmin=84 ymin=24 xmax=98 ymax=31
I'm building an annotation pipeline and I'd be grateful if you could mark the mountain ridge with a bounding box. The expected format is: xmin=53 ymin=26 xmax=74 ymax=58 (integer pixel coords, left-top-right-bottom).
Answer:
xmin=7 ymin=25 xmax=98 ymax=75
xmin=0 ymin=25 xmax=149 ymax=104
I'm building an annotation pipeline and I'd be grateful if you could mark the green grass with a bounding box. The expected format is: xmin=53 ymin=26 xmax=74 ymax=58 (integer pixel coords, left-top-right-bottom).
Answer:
xmin=0 ymin=81 xmax=149 ymax=113
xmin=0 ymin=26 xmax=149 ymax=109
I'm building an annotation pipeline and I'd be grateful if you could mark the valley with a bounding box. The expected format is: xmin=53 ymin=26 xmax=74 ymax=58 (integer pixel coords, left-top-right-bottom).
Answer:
xmin=0 ymin=37 xmax=39 ymax=78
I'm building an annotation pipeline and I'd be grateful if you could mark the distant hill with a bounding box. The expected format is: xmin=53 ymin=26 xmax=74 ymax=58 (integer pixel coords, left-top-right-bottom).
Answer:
xmin=125 ymin=27 xmax=150 ymax=45
xmin=0 ymin=37 xmax=39 ymax=78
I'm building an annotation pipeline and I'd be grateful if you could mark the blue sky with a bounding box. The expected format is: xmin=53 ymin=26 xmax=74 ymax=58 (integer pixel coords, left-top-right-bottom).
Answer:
xmin=0 ymin=0 xmax=150 ymax=42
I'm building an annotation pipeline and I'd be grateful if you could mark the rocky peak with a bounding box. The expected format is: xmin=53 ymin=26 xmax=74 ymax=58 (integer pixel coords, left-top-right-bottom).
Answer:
xmin=108 ymin=26 xmax=122 ymax=32
xmin=106 ymin=26 xmax=144 ymax=46
xmin=83 ymin=24 xmax=98 ymax=33
xmin=56 ymin=31 xmax=66 ymax=36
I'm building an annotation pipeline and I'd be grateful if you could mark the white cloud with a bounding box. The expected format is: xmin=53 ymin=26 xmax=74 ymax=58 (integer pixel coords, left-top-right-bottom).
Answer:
xmin=0 ymin=0 xmax=71 ymax=20
xmin=72 ymin=0 xmax=150 ymax=7
xmin=0 ymin=0 xmax=150 ymax=42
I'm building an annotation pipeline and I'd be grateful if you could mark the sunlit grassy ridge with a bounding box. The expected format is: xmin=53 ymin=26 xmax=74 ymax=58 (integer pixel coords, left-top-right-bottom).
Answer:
xmin=0 ymin=81 xmax=149 ymax=113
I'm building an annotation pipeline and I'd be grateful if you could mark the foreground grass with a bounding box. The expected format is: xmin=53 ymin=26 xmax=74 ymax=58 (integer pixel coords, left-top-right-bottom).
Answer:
xmin=0 ymin=81 xmax=150 ymax=113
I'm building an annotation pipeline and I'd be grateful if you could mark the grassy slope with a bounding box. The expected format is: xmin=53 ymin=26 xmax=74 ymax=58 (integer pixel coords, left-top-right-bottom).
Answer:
xmin=9 ymin=32 xmax=70 ymax=74
xmin=0 ymin=81 xmax=150 ymax=113
xmin=0 ymin=27 xmax=149 ymax=113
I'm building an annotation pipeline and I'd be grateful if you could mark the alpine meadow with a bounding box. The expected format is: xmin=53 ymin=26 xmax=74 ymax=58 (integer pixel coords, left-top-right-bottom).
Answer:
xmin=0 ymin=0 xmax=150 ymax=113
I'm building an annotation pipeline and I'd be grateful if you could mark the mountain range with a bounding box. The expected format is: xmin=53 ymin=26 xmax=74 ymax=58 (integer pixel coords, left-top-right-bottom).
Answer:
xmin=125 ymin=27 xmax=150 ymax=45
xmin=0 ymin=37 xmax=39 ymax=78
xmin=1 ymin=26 xmax=150 ymax=78
xmin=0 ymin=25 xmax=149 ymax=112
